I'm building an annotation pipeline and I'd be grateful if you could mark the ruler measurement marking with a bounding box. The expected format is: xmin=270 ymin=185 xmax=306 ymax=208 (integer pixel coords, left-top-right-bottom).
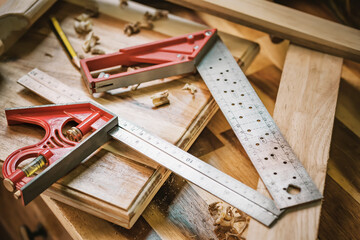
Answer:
xmin=24 ymin=67 xmax=286 ymax=223
xmin=116 ymin=118 xmax=281 ymax=216
xmin=197 ymin=38 xmax=322 ymax=209
xmin=20 ymin=34 xmax=321 ymax=223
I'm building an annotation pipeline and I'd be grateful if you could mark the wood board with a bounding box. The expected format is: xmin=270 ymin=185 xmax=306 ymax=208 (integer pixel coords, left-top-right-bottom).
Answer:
xmin=0 ymin=1 xmax=258 ymax=229
xmin=247 ymin=45 xmax=342 ymax=239
xmin=1 ymin=1 xmax=357 ymax=238
xmin=166 ymin=0 xmax=360 ymax=62
xmin=0 ymin=0 xmax=56 ymax=55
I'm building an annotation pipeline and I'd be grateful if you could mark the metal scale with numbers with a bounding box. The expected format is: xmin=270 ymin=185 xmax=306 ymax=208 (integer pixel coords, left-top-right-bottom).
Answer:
xmin=2 ymin=29 xmax=322 ymax=227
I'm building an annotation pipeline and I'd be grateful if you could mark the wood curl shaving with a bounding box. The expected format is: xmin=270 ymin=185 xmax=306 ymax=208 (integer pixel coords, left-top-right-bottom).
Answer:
xmin=144 ymin=10 xmax=169 ymax=21
xmin=74 ymin=13 xmax=93 ymax=34
xmin=119 ymin=0 xmax=128 ymax=8
xmin=75 ymin=13 xmax=90 ymax=22
xmin=208 ymin=202 xmax=249 ymax=240
xmin=74 ymin=20 xmax=93 ymax=34
xmin=124 ymin=21 xmax=141 ymax=36
xmin=124 ymin=9 xmax=169 ymax=36
xmin=91 ymin=47 xmax=105 ymax=55
xmin=82 ymin=31 xmax=99 ymax=53
xmin=151 ymin=90 xmax=170 ymax=107
xmin=182 ymin=83 xmax=197 ymax=94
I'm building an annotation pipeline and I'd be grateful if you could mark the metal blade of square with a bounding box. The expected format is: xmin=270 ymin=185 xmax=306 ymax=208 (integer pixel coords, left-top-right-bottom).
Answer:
xmin=17 ymin=69 xmax=282 ymax=226
xmin=196 ymin=37 xmax=322 ymax=209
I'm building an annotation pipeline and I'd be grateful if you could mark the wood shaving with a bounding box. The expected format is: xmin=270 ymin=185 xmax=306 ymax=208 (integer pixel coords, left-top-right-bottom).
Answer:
xmin=139 ymin=20 xmax=154 ymax=30
xmin=91 ymin=47 xmax=105 ymax=55
xmin=130 ymin=84 xmax=140 ymax=91
xmin=124 ymin=9 xmax=169 ymax=37
xmin=182 ymin=83 xmax=197 ymax=94
xmin=208 ymin=202 xmax=249 ymax=240
xmin=75 ymin=13 xmax=90 ymax=22
xmin=151 ymin=90 xmax=170 ymax=107
xmin=119 ymin=0 xmax=128 ymax=8
xmin=124 ymin=21 xmax=141 ymax=36
xmin=82 ymin=31 xmax=100 ymax=53
xmin=154 ymin=9 xmax=169 ymax=20
xmin=74 ymin=20 xmax=93 ymax=34
xmin=144 ymin=10 xmax=169 ymax=21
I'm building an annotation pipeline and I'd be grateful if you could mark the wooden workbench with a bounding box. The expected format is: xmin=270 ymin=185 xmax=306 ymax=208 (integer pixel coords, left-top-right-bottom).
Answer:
xmin=0 ymin=1 xmax=359 ymax=239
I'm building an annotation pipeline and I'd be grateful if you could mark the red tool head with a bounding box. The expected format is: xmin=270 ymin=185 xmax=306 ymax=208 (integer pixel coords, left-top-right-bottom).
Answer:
xmin=80 ymin=29 xmax=218 ymax=93
xmin=2 ymin=102 xmax=117 ymax=205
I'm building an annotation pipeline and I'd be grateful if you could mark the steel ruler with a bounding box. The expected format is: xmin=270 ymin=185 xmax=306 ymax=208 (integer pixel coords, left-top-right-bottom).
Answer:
xmin=17 ymin=69 xmax=282 ymax=226
xmin=196 ymin=37 xmax=322 ymax=209
xmin=12 ymin=28 xmax=323 ymax=225
xmin=79 ymin=28 xmax=321 ymax=209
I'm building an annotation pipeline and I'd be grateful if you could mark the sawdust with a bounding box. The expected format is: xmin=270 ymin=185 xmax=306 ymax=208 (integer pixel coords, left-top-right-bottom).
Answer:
xmin=208 ymin=202 xmax=249 ymax=240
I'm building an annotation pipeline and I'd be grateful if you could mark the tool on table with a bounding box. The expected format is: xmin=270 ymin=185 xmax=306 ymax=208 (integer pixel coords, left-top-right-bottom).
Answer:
xmin=2 ymin=29 xmax=322 ymax=227
xmin=49 ymin=16 xmax=80 ymax=69
xmin=80 ymin=29 xmax=322 ymax=209
xmin=3 ymin=101 xmax=281 ymax=226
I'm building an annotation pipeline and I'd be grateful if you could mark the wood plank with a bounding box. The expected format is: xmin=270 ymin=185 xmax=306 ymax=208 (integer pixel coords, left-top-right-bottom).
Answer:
xmin=327 ymin=119 xmax=360 ymax=204
xmin=247 ymin=44 xmax=342 ymax=239
xmin=0 ymin=0 xmax=56 ymax=55
xmin=67 ymin=0 xmax=259 ymax=71
xmin=0 ymin=184 xmax=72 ymax=240
xmin=166 ymin=0 xmax=360 ymax=62
xmin=0 ymin=0 xmax=258 ymax=234
xmin=318 ymin=175 xmax=360 ymax=239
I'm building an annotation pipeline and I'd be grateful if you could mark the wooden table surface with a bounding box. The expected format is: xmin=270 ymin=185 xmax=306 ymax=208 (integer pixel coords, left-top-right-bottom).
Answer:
xmin=0 ymin=1 xmax=359 ymax=239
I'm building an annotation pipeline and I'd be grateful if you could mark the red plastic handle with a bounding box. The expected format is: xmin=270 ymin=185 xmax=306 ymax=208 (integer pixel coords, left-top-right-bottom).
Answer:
xmin=80 ymin=29 xmax=217 ymax=92
xmin=2 ymin=102 xmax=114 ymax=191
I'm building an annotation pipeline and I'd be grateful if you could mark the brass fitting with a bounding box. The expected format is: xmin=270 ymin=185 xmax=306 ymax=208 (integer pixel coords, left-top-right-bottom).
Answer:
xmin=66 ymin=127 xmax=83 ymax=142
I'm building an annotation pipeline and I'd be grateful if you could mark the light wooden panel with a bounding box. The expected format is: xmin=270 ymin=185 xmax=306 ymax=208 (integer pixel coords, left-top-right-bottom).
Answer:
xmin=247 ymin=44 xmax=342 ymax=239
xmin=166 ymin=0 xmax=360 ymax=62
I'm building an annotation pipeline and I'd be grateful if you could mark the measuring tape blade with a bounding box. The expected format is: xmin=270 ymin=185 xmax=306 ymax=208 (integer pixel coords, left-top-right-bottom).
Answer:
xmin=110 ymin=118 xmax=283 ymax=226
xmin=196 ymin=38 xmax=322 ymax=209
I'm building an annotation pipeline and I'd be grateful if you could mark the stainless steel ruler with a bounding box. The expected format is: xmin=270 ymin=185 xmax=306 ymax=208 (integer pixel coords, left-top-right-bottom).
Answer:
xmin=111 ymin=119 xmax=282 ymax=226
xmin=18 ymin=68 xmax=282 ymax=226
xmin=196 ymin=37 xmax=322 ymax=209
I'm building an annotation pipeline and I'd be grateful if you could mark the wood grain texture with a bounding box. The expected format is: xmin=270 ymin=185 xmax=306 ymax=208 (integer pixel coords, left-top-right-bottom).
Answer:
xmin=327 ymin=119 xmax=360 ymax=205
xmin=2 ymin=0 xmax=358 ymax=239
xmin=0 ymin=184 xmax=72 ymax=240
xmin=247 ymin=44 xmax=342 ymax=239
xmin=0 ymin=0 xmax=56 ymax=55
xmin=166 ymin=0 xmax=360 ymax=62
xmin=67 ymin=0 xmax=259 ymax=71
xmin=0 ymin=0 xmax=258 ymax=234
